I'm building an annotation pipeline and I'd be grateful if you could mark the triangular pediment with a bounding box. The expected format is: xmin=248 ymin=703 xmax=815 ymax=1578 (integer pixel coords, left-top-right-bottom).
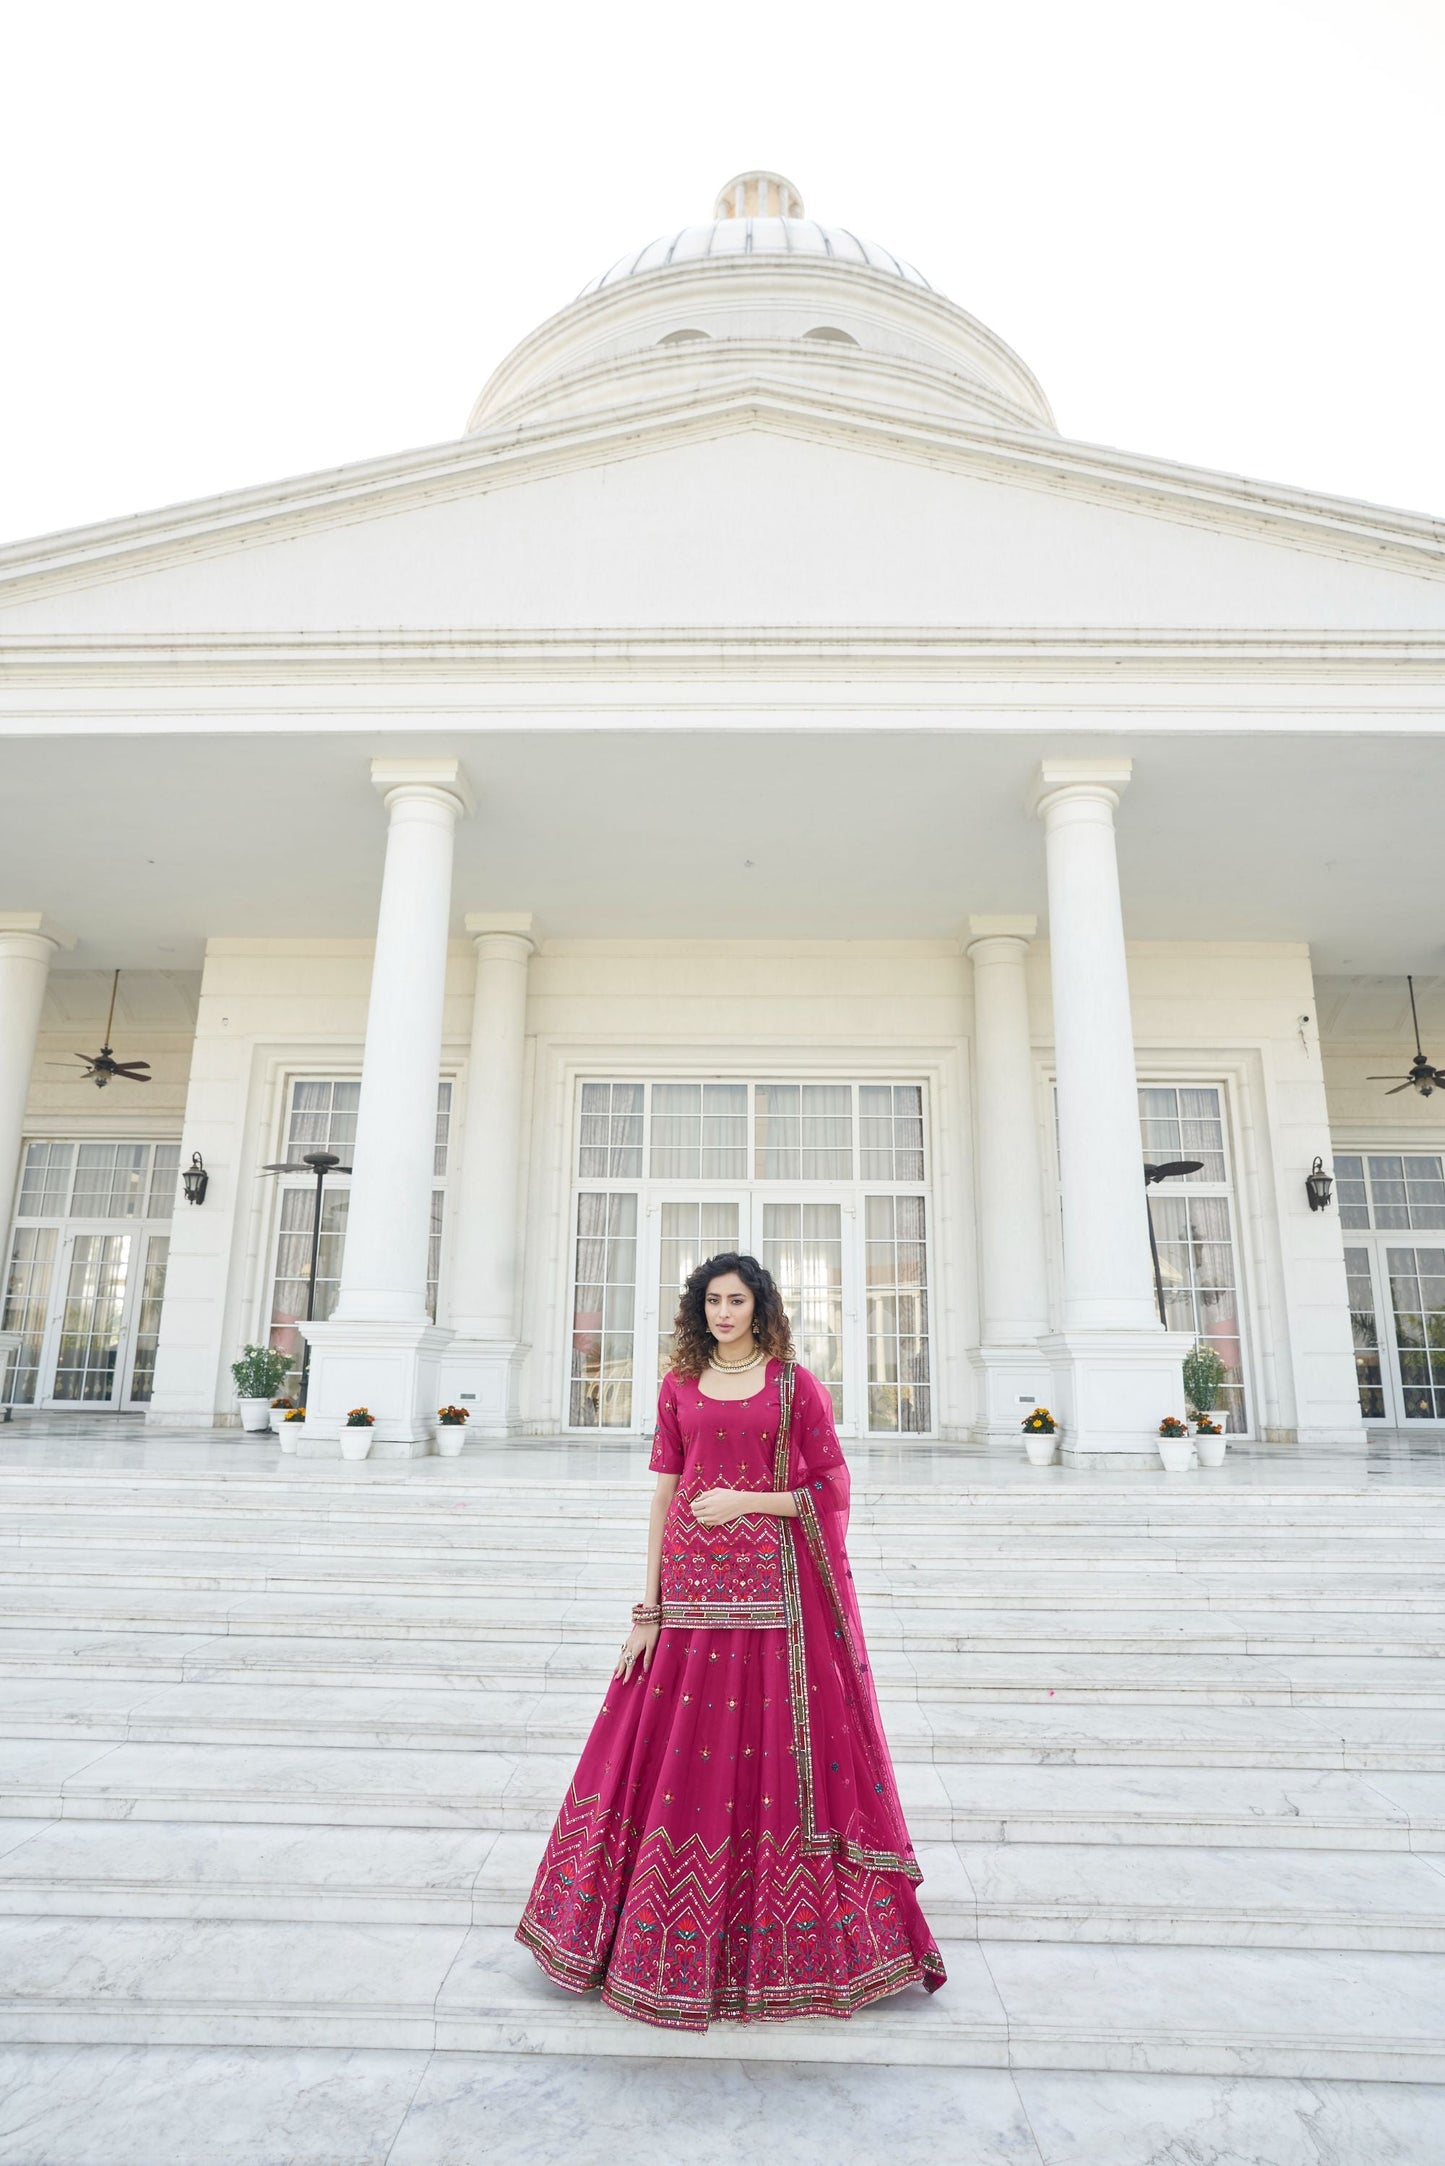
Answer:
xmin=1 ymin=379 xmax=1443 ymax=641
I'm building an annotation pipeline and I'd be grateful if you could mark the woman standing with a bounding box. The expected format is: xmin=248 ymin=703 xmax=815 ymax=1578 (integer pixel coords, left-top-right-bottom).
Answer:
xmin=516 ymin=1251 xmax=946 ymax=2030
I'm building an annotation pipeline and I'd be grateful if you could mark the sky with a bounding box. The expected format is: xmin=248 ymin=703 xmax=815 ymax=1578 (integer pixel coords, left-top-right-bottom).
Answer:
xmin=1 ymin=0 xmax=1442 ymax=548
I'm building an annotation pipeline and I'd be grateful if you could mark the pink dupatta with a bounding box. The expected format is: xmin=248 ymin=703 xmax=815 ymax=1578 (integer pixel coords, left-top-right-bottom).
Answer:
xmin=771 ymin=1359 xmax=923 ymax=1885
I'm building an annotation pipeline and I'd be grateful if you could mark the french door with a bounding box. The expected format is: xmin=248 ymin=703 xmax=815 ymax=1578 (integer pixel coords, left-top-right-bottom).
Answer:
xmin=1346 ymin=1241 xmax=1445 ymax=1427
xmin=640 ymin=1193 xmax=855 ymax=1426
xmin=28 ymin=1225 xmax=172 ymax=1410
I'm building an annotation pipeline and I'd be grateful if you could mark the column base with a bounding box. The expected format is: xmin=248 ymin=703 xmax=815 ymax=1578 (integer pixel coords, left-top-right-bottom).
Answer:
xmin=1041 ymin=1327 xmax=1194 ymax=1463
xmin=967 ymin=1344 xmax=1055 ymax=1445
xmin=296 ymin=1317 xmax=454 ymax=1457
xmin=438 ymin=1337 xmax=529 ymax=1438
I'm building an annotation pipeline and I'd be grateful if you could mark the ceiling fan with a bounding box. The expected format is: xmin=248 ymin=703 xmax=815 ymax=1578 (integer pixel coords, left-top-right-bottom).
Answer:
xmin=51 ymin=969 xmax=152 ymax=1089
xmin=1369 ymin=976 xmax=1445 ymax=1098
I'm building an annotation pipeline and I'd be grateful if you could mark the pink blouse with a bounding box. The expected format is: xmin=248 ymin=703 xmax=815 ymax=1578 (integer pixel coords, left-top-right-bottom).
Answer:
xmin=649 ymin=1359 xmax=841 ymax=1628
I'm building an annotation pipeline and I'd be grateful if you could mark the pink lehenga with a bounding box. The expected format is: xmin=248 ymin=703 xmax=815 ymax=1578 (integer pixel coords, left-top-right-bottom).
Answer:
xmin=516 ymin=1356 xmax=947 ymax=2030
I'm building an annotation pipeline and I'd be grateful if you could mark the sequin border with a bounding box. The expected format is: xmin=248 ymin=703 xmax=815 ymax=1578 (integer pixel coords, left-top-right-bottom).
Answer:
xmin=772 ymin=1361 xmax=923 ymax=1886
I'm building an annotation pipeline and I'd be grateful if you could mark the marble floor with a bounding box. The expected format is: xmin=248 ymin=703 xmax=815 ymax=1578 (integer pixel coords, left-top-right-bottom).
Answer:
xmin=0 ymin=1416 xmax=1442 ymax=2161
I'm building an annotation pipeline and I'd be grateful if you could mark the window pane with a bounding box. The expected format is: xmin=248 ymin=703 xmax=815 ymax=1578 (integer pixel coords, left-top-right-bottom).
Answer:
xmin=656 ymin=1200 xmax=740 ymax=1380
xmin=434 ymin=1082 xmax=453 ymax=1180
xmin=570 ymin=1191 xmax=637 ymax=1426
xmin=128 ymin=1236 xmax=170 ymax=1402
xmin=1 ymin=1226 xmax=57 ymax=1405
xmin=763 ymin=1200 xmax=844 ymax=1418
xmin=72 ymin=1144 xmax=149 ymax=1219
xmin=863 ymin=1193 xmax=932 ymax=1433
xmin=148 ymin=1144 xmax=181 ymax=1219
xmin=577 ymin=1081 xmax=644 ymax=1179
xmin=269 ymin=1185 xmax=350 ymax=1380
xmin=1147 ymin=1188 xmax=1247 ymax=1431
xmin=1386 ymin=1247 xmax=1445 ymax=1419
xmin=17 ymin=1142 xmax=74 ymax=1218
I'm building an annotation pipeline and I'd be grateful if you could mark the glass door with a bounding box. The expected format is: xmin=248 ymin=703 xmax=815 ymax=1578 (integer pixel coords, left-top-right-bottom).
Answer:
xmin=35 ymin=1224 xmax=172 ymax=1410
xmin=1345 ymin=1240 xmax=1445 ymax=1427
xmin=645 ymin=1197 xmax=744 ymax=1386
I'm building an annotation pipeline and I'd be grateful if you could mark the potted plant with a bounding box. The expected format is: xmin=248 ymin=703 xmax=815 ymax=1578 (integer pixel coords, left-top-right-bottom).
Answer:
xmin=437 ymin=1404 xmax=470 ymax=1457
xmin=1182 ymin=1343 xmax=1230 ymax=1447
xmin=279 ymin=1405 xmax=305 ymax=1456
xmin=1192 ymin=1413 xmax=1228 ymax=1469
xmin=341 ymin=1406 xmax=375 ymax=1461
xmin=230 ymin=1344 xmax=293 ymax=1434
xmin=1021 ymin=1406 xmax=1058 ymax=1467
xmin=1157 ymin=1414 xmax=1194 ymax=1473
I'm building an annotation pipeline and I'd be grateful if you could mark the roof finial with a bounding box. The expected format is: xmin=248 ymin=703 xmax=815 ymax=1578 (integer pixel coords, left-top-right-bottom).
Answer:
xmin=714 ymin=171 xmax=803 ymax=221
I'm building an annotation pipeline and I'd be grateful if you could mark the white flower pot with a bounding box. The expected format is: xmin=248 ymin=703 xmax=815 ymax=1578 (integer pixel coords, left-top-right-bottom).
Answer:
xmin=1158 ymin=1435 xmax=1195 ymax=1472
xmin=237 ymin=1398 xmax=273 ymax=1434
xmin=1194 ymin=1418 xmax=1228 ymax=1469
xmin=340 ymin=1427 xmax=373 ymax=1461
xmin=1023 ymin=1431 xmax=1058 ymax=1466
xmin=436 ymin=1425 xmax=467 ymax=1456
xmin=279 ymin=1423 xmax=298 ymax=1454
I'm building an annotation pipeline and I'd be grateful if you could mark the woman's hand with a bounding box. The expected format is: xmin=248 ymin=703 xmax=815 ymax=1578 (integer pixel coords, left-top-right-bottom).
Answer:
xmin=614 ymin=1621 xmax=660 ymax=1680
xmin=691 ymin=1487 xmax=748 ymax=1526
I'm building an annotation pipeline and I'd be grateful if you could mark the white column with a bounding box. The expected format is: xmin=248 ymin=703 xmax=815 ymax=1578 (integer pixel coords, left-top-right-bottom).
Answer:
xmin=0 ymin=916 xmax=73 ymax=1410
xmin=1026 ymin=760 xmax=1189 ymax=1462
xmin=439 ymin=914 xmax=536 ymax=1436
xmin=964 ymin=916 xmax=1052 ymax=1441
xmin=299 ymin=760 xmax=471 ymax=1455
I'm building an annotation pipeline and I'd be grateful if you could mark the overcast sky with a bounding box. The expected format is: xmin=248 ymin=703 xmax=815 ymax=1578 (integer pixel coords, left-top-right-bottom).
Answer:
xmin=2 ymin=0 xmax=1441 ymax=548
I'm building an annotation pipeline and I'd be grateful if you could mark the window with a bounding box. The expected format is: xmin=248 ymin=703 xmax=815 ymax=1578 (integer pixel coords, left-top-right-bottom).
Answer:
xmin=1335 ymin=1154 xmax=1445 ymax=1231
xmin=864 ymin=1194 xmax=931 ymax=1433
xmin=568 ymin=1078 xmax=932 ymax=1432
xmin=265 ymin=1077 xmax=452 ymax=1375
xmin=578 ymin=1081 xmax=644 ymax=1178
xmin=14 ymin=1139 xmax=180 ymax=1222
xmin=755 ymin=1084 xmax=852 ymax=1180
xmin=649 ymin=1083 xmax=748 ymax=1181
xmin=1135 ymin=1085 xmax=1248 ymax=1433
xmin=1 ymin=1227 xmax=58 ymax=1404
xmin=803 ymin=326 xmax=859 ymax=344
xmin=570 ymin=1191 xmax=639 ymax=1428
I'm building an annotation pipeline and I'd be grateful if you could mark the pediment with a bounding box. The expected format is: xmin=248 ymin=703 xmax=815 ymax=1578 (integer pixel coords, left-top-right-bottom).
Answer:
xmin=1 ymin=381 xmax=1443 ymax=642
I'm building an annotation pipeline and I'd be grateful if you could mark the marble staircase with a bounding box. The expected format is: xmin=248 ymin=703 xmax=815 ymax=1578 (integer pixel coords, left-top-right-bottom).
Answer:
xmin=2 ymin=1440 xmax=1445 ymax=2092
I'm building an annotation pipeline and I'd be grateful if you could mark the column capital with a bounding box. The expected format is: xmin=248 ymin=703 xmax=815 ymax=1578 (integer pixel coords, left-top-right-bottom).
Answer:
xmin=464 ymin=911 xmax=538 ymax=957
xmin=0 ymin=912 xmax=75 ymax=956
xmin=965 ymin=914 xmax=1037 ymax=959
xmin=370 ymin=757 xmax=475 ymax=818
xmin=1025 ymin=758 xmax=1132 ymax=823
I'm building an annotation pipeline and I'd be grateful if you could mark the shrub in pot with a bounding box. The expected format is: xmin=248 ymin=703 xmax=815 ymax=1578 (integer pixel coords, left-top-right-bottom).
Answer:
xmin=230 ymin=1345 xmax=293 ymax=1433
xmin=1158 ymin=1413 xmax=1194 ymax=1472
xmin=1021 ymin=1406 xmax=1058 ymax=1466
xmin=1182 ymin=1343 xmax=1230 ymax=1442
xmin=437 ymin=1404 xmax=470 ymax=1457
xmin=341 ymin=1406 xmax=375 ymax=1461
xmin=1193 ymin=1413 xmax=1228 ymax=1469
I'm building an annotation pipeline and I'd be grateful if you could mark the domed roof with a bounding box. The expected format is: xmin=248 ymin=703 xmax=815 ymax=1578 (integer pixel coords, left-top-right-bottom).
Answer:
xmin=580 ymin=170 xmax=932 ymax=297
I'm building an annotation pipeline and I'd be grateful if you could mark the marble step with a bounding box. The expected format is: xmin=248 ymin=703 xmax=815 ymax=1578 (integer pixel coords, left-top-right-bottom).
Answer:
xmin=4 ymin=1736 xmax=1441 ymax=1849
xmin=2 ymin=1586 xmax=1440 ymax=1656
xmin=3 ymin=1555 xmax=1444 ymax=1638
xmin=3 ymin=1626 xmax=1441 ymax=1712
xmin=3 ymin=1676 xmax=1444 ymax=1772
xmin=3 ymin=1820 xmax=1444 ymax=1954
xmin=10 ymin=1509 xmax=1445 ymax=1567
xmin=0 ymin=1916 xmax=1439 ymax=2077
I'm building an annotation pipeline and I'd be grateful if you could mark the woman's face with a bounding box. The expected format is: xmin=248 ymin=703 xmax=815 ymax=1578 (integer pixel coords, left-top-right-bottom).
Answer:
xmin=704 ymin=1271 xmax=755 ymax=1346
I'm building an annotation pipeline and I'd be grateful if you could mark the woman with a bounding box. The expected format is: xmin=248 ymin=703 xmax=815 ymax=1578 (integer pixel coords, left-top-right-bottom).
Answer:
xmin=516 ymin=1251 xmax=947 ymax=2030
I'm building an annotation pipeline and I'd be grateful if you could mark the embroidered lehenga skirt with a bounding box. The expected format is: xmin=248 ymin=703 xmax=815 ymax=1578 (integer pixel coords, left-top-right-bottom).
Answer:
xmin=515 ymin=1359 xmax=947 ymax=2031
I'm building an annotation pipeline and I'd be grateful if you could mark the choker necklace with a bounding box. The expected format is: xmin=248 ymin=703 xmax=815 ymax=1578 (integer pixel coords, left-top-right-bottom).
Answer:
xmin=708 ymin=1344 xmax=765 ymax=1374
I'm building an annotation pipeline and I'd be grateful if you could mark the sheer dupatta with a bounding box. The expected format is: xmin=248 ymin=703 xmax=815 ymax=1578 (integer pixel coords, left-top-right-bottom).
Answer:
xmin=771 ymin=1361 xmax=924 ymax=1888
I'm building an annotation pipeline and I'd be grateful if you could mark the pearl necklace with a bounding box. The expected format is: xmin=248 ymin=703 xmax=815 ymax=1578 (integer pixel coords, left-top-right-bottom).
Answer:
xmin=707 ymin=1343 xmax=766 ymax=1374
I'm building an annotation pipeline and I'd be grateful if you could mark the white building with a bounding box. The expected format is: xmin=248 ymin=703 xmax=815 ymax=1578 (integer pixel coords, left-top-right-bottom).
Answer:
xmin=2 ymin=170 xmax=1442 ymax=1462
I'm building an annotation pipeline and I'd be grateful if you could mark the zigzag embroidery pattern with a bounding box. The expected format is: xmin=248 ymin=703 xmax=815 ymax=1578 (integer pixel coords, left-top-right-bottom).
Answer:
xmin=517 ymin=1780 xmax=937 ymax=2028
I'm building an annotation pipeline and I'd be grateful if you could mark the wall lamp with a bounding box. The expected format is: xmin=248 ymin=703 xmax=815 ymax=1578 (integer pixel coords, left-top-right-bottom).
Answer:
xmin=1306 ymin=1157 xmax=1334 ymax=1212
xmin=181 ymin=1152 xmax=209 ymax=1206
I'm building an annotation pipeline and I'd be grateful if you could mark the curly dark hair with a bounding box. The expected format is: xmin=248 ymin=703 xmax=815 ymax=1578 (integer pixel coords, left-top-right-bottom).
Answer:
xmin=670 ymin=1251 xmax=794 ymax=1381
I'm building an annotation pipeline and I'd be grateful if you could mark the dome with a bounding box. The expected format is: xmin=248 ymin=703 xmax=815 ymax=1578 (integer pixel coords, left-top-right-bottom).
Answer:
xmin=581 ymin=171 xmax=932 ymax=297
xmin=467 ymin=171 xmax=1055 ymax=439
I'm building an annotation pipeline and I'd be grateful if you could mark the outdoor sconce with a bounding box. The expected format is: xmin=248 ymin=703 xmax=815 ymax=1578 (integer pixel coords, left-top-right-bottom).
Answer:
xmin=181 ymin=1152 xmax=209 ymax=1206
xmin=1306 ymin=1157 xmax=1334 ymax=1212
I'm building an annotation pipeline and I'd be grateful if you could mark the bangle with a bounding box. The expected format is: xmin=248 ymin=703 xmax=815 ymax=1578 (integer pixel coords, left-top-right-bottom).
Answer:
xmin=631 ymin=1602 xmax=662 ymax=1624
